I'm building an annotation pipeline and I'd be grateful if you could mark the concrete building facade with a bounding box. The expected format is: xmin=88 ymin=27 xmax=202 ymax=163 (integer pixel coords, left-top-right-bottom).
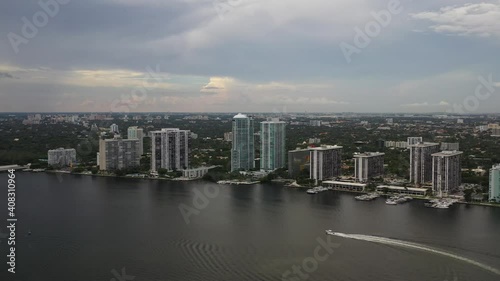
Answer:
xmin=127 ymin=126 xmax=144 ymax=155
xmin=48 ymin=148 xmax=77 ymax=167
xmin=99 ymin=136 xmax=140 ymax=171
xmin=310 ymin=145 xmax=343 ymax=181
xmin=410 ymin=142 xmax=440 ymax=186
xmin=353 ymin=152 xmax=385 ymax=182
xmin=151 ymin=128 xmax=190 ymax=172
xmin=432 ymin=151 xmax=463 ymax=197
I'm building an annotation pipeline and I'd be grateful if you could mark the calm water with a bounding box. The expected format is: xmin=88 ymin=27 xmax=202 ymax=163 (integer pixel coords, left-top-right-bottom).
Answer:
xmin=1 ymin=172 xmax=500 ymax=281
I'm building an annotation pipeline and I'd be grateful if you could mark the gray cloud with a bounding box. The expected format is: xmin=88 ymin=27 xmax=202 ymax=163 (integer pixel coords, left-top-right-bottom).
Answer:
xmin=0 ymin=0 xmax=498 ymax=112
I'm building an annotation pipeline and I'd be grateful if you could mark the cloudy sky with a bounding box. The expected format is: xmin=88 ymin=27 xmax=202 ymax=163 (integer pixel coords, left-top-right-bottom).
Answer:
xmin=0 ymin=0 xmax=499 ymax=113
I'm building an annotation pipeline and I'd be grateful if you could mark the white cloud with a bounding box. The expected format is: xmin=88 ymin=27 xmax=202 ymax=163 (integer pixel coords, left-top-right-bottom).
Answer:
xmin=400 ymin=101 xmax=449 ymax=107
xmin=411 ymin=1 xmax=500 ymax=37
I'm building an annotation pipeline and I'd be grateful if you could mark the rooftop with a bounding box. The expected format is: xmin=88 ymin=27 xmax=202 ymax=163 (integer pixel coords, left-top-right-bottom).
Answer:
xmin=353 ymin=152 xmax=385 ymax=158
xmin=233 ymin=113 xmax=248 ymax=119
xmin=432 ymin=151 xmax=463 ymax=157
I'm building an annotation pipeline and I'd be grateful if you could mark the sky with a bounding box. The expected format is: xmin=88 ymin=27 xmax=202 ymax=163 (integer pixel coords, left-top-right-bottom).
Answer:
xmin=0 ymin=0 xmax=499 ymax=113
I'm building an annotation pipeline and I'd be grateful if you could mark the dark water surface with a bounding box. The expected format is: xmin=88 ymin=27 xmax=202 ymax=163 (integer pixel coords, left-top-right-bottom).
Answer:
xmin=1 ymin=172 xmax=499 ymax=281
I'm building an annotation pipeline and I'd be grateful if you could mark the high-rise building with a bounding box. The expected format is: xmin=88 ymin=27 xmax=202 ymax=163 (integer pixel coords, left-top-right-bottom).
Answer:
xmin=288 ymin=149 xmax=311 ymax=178
xmin=489 ymin=164 xmax=500 ymax=202
xmin=110 ymin=123 xmax=119 ymax=133
xmin=432 ymin=151 xmax=463 ymax=197
xmin=310 ymin=120 xmax=322 ymax=127
xmin=407 ymin=137 xmax=423 ymax=146
xmin=127 ymin=126 xmax=144 ymax=155
xmin=151 ymin=128 xmax=190 ymax=172
xmin=224 ymin=132 xmax=233 ymax=142
xmin=231 ymin=113 xmax=255 ymax=171
xmin=260 ymin=119 xmax=286 ymax=171
xmin=440 ymin=142 xmax=460 ymax=151
xmin=310 ymin=145 xmax=343 ymax=181
xmin=410 ymin=142 xmax=440 ymax=186
xmin=98 ymin=136 xmax=140 ymax=171
xmin=353 ymin=152 xmax=385 ymax=182
xmin=47 ymin=148 xmax=77 ymax=166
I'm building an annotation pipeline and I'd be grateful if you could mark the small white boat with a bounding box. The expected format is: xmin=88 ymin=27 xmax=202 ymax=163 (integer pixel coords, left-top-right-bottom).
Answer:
xmin=385 ymin=200 xmax=397 ymax=205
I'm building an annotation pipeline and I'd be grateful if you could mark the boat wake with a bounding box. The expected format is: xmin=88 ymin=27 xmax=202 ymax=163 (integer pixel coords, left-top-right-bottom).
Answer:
xmin=327 ymin=231 xmax=500 ymax=276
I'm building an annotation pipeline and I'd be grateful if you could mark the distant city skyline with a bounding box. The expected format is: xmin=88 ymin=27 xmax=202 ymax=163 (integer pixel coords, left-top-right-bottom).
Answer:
xmin=1 ymin=1 xmax=499 ymax=113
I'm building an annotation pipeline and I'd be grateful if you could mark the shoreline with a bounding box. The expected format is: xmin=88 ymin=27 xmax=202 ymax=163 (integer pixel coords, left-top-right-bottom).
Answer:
xmin=20 ymin=170 xmax=500 ymax=208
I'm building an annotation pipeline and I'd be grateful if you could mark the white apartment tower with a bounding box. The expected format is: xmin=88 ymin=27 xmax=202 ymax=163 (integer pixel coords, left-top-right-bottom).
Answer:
xmin=231 ymin=113 xmax=255 ymax=171
xmin=47 ymin=148 xmax=77 ymax=167
xmin=260 ymin=119 xmax=286 ymax=171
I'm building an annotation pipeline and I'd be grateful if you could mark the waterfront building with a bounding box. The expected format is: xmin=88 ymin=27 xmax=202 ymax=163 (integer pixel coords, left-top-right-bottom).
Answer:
xmin=127 ymin=126 xmax=144 ymax=155
xmin=231 ymin=113 xmax=255 ymax=171
xmin=353 ymin=152 xmax=385 ymax=182
xmin=151 ymin=128 xmax=190 ymax=172
xmin=288 ymin=149 xmax=311 ymax=178
xmin=310 ymin=145 xmax=343 ymax=181
xmin=409 ymin=142 xmax=440 ymax=186
xmin=98 ymin=136 xmax=140 ymax=171
xmin=490 ymin=164 xmax=500 ymax=202
xmin=260 ymin=119 xmax=286 ymax=171
xmin=47 ymin=148 xmax=77 ymax=167
xmin=432 ymin=151 xmax=463 ymax=197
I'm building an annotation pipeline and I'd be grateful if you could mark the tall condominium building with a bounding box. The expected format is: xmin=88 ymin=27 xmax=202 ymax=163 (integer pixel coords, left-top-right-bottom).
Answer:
xmin=47 ymin=148 xmax=77 ymax=166
xmin=127 ymin=126 xmax=144 ymax=155
xmin=260 ymin=119 xmax=286 ymax=171
xmin=110 ymin=123 xmax=119 ymax=133
xmin=432 ymin=151 xmax=463 ymax=197
xmin=98 ymin=136 xmax=141 ymax=171
xmin=310 ymin=145 xmax=343 ymax=181
xmin=409 ymin=142 xmax=440 ymax=186
xmin=288 ymin=149 xmax=311 ymax=178
xmin=440 ymin=142 xmax=459 ymax=151
xmin=231 ymin=113 xmax=255 ymax=171
xmin=407 ymin=137 xmax=423 ymax=146
xmin=151 ymin=128 xmax=190 ymax=172
xmin=353 ymin=152 xmax=385 ymax=183
xmin=489 ymin=164 xmax=500 ymax=202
